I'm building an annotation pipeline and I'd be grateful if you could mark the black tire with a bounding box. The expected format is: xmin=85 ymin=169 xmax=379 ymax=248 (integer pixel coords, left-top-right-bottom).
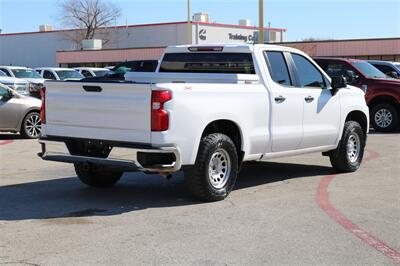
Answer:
xmin=20 ymin=112 xmax=41 ymax=139
xmin=74 ymin=163 xmax=123 ymax=188
xmin=329 ymin=121 xmax=365 ymax=173
xmin=184 ymin=133 xmax=238 ymax=202
xmin=370 ymin=103 xmax=398 ymax=132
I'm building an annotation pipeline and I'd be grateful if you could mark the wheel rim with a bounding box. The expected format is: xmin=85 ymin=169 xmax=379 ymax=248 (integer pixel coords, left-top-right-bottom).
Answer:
xmin=208 ymin=148 xmax=231 ymax=189
xmin=374 ymin=108 xmax=393 ymax=128
xmin=25 ymin=113 xmax=41 ymax=138
xmin=346 ymin=133 xmax=361 ymax=163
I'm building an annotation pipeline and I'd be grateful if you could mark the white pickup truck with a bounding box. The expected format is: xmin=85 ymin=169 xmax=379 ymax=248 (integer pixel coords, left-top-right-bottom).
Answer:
xmin=39 ymin=44 xmax=369 ymax=202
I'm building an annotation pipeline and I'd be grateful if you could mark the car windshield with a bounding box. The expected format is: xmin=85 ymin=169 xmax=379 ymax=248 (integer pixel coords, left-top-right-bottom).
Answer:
xmin=352 ymin=61 xmax=387 ymax=79
xmin=0 ymin=70 xmax=7 ymax=77
xmin=93 ymin=70 xmax=111 ymax=77
xmin=394 ymin=63 xmax=400 ymax=70
xmin=11 ymin=69 xmax=42 ymax=79
xmin=56 ymin=70 xmax=84 ymax=80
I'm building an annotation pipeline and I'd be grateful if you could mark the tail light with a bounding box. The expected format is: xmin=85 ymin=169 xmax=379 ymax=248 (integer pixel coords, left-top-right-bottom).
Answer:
xmin=40 ymin=87 xmax=46 ymax=124
xmin=151 ymin=90 xmax=172 ymax=131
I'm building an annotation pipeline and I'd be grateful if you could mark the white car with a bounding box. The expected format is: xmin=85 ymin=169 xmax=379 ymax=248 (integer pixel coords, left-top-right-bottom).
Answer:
xmin=39 ymin=44 xmax=369 ymax=202
xmin=0 ymin=66 xmax=45 ymax=98
xmin=75 ymin=67 xmax=111 ymax=78
xmin=35 ymin=68 xmax=84 ymax=81
xmin=0 ymin=70 xmax=30 ymax=96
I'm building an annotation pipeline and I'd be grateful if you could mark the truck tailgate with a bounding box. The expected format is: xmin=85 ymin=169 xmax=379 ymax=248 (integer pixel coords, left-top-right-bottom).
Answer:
xmin=44 ymin=81 xmax=152 ymax=143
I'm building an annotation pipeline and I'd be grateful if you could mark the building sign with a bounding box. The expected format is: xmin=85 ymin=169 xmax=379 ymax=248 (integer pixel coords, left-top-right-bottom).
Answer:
xmin=228 ymin=33 xmax=255 ymax=43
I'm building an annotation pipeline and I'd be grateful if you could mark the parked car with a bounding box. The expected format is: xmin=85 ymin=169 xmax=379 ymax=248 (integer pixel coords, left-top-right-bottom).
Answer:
xmin=368 ymin=60 xmax=400 ymax=79
xmin=0 ymin=66 xmax=45 ymax=98
xmin=0 ymin=70 xmax=30 ymax=96
xmin=39 ymin=44 xmax=369 ymax=202
xmin=0 ymin=83 xmax=42 ymax=138
xmin=314 ymin=58 xmax=400 ymax=132
xmin=81 ymin=60 xmax=158 ymax=81
xmin=35 ymin=68 xmax=84 ymax=81
xmin=75 ymin=67 xmax=111 ymax=78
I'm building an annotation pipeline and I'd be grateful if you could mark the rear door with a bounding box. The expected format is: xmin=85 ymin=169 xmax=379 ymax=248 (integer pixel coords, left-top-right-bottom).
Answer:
xmin=290 ymin=53 xmax=340 ymax=148
xmin=264 ymin=51 xmax=304 ymax=152
xmin=45 ymin=82 xmax=152 ymax=143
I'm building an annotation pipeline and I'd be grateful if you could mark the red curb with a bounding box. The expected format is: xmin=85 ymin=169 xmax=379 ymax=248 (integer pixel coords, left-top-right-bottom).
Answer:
xmin=316 ymin=150 xmax=400 ymax=264
xmin=0 ymin=140 xmax=14 ymax=146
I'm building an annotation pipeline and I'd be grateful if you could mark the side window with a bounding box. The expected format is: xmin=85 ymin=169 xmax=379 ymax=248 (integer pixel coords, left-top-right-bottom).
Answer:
xmin=0 ymin=68 xmax=11 ymax=77
xmin=373 ymin=64 xmax=393 ymax=75
xmin=292 ymin=54 xmax=325 ymax=88
xmin=81 ymin=70 xmax=92 ymax=77
xmin=264 ymin=51 xmax=292 ymax=86
xmin=317 ymin=61 xmax=358 ymax=85
xmin=43 ymin=70 xmax=56 ymax=80
xmin=0 ymin=86 xmax=9 ymax=96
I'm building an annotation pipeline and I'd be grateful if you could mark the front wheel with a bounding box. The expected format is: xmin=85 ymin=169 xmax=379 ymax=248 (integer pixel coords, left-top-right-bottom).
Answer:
xmin=184 ymin=133 xmax=238 ymax=202
xmin=371 ymin=103 xmax=398 ymax=132
xmin=329 ymin=121 xmax=365 ymax=172
xmin=74 ymin=163 xmax=123 ymax=188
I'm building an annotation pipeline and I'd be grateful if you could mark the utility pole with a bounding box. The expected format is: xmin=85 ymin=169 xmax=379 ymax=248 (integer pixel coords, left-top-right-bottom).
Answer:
xmin=187 ymin=0 xmax=192 ymax=44
xmin=258 ymin=0 xmax=264 ymax=44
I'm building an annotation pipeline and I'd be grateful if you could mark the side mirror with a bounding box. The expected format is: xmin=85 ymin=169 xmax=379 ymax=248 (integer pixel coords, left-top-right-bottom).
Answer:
xmin=331 ymin=76 xmax=347 ymax=90
xmin=386 ymin=71 xmax=399 ymax=79
xmin=344 ymin=70 xmax=357 ymax=84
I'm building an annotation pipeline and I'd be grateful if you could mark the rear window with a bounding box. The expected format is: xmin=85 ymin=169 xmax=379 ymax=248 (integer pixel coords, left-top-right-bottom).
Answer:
xmin=159 ymin=53 xmax=255 ymax=74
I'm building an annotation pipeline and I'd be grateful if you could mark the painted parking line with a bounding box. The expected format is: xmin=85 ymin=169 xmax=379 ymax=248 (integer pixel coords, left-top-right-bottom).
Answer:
xmin=316 ymin=150 xmax=400 ymax=264
xmin=0 ymin=140 xmax=14 ymax=146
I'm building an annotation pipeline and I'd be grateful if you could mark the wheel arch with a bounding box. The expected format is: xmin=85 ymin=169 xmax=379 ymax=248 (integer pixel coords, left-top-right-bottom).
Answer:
xmin=368 ymin=95 xmax=399 ymax=110
xmin=200 ymin=119 xmax=244 ymax=164
xmin=18 ymin=108 xmax=40 ymax=131
xmin=345 ymin=110 xmax=368 ymax=138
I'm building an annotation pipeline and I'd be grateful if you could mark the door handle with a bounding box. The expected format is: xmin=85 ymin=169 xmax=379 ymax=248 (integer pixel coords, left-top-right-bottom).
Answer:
xmin=304 ymin=96 xmax=315 ymax=103
xmin=274 ymin=95 xmax=286 ymax=103
xmin=83 ymin=86 xmax=102 ymax=92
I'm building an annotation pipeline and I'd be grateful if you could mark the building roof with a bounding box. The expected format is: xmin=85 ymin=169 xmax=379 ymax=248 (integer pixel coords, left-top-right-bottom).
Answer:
xmin=0 ymin=21 xmax=287 ymax=37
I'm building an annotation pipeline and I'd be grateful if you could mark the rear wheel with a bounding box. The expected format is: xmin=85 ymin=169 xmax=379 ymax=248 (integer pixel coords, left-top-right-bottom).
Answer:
xmin=329 ymin=121 xmax=365 ymax=172
xmin=21 ymin=112 xmax=41 ymax=139
xmin=371 ymin=103 xmax=398 ymax=132
xmin=184 ymin=133 xmax=238 ymax=202
xmin=74 ymin=163 xmax=123 ymax=188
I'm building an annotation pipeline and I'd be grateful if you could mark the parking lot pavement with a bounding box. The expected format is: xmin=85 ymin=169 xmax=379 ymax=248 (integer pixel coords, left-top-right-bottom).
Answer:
xmin=0 ymin=133 xmax=399 ymax=265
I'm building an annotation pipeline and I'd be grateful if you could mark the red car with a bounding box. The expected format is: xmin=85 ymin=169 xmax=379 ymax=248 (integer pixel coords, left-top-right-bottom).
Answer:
xmin=315 ymin=58 xmax=400 ymax=132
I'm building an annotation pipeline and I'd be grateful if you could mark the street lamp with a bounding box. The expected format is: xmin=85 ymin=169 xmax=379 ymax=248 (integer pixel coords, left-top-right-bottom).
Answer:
xmin=187 ymin=0 xmax=192 ymax=44
xmin=259 ymin=0 xmax=264 ymax=44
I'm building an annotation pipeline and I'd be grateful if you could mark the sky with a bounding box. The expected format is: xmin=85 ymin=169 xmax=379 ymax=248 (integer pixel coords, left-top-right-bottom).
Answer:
xmin=0 ymin=0 xmax=399 ymax=41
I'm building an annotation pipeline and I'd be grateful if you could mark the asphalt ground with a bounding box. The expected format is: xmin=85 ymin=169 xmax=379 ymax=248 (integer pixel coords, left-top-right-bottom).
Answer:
xmin=0 ymin=132 xmax=399 ymax=265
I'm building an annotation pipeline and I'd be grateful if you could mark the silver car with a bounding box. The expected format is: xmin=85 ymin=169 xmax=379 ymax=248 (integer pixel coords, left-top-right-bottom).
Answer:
xmin=0 ymin=83 xmax=42 ymax=138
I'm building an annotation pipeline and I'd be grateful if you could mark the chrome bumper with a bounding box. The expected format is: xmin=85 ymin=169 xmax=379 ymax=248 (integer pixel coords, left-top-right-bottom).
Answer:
xmin=38 ymin=138 xmax=182 ymax=173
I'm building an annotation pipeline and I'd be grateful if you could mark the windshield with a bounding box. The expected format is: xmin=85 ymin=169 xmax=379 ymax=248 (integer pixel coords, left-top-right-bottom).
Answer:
xmin=0 ymin=70 xmax=6 ymax=77
xmin=93 ymin=70 xmax=111 ymax=77
xmin=394 ymin=63 xmax=400 ymax=70
xmin=12 ymin=69 xmax=42 ymax=79
xmin=352 ymin=61 xmax=387 ymax=79
xmin=56 ymin=70 xmax=84 ymax=80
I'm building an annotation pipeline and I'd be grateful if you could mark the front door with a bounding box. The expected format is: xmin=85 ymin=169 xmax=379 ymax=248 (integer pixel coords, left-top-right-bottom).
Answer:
xmin=290 ymin=53 xmax=341 ymax=149
xmin=0 ymin=86 xmax=21 ymax=130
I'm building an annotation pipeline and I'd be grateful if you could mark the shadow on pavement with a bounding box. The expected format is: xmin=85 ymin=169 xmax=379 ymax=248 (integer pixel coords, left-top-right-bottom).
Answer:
xmin=0 ymin=161 xmax=334 ymax=221
xmin=0 ymin=133 xmax=25 ymax=140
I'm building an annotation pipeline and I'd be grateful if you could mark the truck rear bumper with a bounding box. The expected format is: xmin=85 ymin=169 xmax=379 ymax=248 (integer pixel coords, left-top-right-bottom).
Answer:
xmin=38 ymin=137 xmax=182 ymax=174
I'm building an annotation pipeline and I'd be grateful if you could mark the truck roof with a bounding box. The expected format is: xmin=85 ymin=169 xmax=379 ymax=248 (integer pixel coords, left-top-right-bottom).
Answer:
xmin=165 ymin=44 xmax=301 ymax=54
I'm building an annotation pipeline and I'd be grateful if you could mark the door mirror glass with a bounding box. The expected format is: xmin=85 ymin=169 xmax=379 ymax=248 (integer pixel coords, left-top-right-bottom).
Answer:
xmin=331 ymin=76 xmax=347 ymax=90
xmin=344 ymin=70 xmax=358 ymax=84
